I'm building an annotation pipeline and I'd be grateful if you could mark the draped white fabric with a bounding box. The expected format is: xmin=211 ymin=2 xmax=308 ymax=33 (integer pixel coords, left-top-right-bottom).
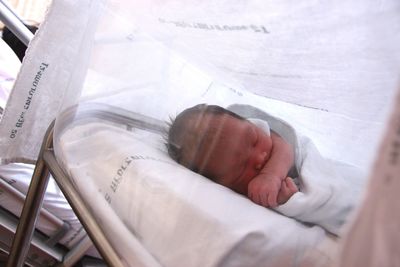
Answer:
xmin=0 ymin=0 xmax=101 ymax=163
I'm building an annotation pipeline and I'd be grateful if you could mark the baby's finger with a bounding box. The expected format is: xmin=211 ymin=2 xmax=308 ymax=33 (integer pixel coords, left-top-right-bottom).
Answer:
xmin=280 ymin=179 xmax=289 ymax=194
xmin=249 ymin=190 xmax=261 ymax=205
xmin=267 ymin=191 xmax=278 ymax=208
xmin=285 ymin=177 xmax=299 ymax=193
xmin=260 ymin=192 xmax=268 ymax=207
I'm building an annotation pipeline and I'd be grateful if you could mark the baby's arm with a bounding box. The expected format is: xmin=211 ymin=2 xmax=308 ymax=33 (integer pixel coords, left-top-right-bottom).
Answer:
xmin=248 ymin=132 xmax=295 ymax=208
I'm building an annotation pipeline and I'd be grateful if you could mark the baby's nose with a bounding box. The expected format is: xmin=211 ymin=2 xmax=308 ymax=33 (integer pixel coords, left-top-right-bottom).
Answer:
xmin=254 ymin=152 xmax=268 ymax=170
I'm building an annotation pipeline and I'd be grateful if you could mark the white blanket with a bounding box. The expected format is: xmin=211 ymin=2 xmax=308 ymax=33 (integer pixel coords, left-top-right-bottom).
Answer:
xmin=229 ymin=104 xmax=366 ymax=236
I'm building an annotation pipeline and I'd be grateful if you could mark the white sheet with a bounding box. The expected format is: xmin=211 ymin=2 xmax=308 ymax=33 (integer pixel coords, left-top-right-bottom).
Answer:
xmin=57 ymin=110 xmax=339 ymax=267
xmin=0 ymin=163 xmax=100 ymax=256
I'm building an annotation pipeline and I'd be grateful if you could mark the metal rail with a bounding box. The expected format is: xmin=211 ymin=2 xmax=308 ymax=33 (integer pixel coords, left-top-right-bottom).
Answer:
xmin=7 ymin=104 xmax=166 ymax=266
xmin=6 ymin=122 xmax=55 ymax=267
xmin=0 ymin=0 xmax=34 ymax=46
xmin=6 ymin=119 xmax=124 ymax=267
xmin=43 ymin=149 xmax=125 ymax=267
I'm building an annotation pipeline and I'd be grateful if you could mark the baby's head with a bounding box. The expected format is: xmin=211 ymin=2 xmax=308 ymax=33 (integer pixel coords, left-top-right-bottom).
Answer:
xmin=167 ymin=104 xmax=273 ymax=195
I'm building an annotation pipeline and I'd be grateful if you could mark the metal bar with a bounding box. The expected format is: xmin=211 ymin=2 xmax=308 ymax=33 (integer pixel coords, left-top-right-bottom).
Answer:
xmin=0 ymin=207 xmax=65 ymax=265
xmin=0 ymin=0 xmax=33 ymax=46
xmin=43 ymin=150 xmax=125 ymax=267
xmin=6 ymin=122 xmax=55 ymax=267
xmin=5 ymin=105 xmax=164 ymax=266
xmin=0 ymin=0 xmax=23 ymax=24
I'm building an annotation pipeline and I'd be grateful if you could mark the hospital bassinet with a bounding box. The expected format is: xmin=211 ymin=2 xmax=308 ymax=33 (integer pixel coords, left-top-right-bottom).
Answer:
xmin=1 ymin=0 xmax=400 ymax=266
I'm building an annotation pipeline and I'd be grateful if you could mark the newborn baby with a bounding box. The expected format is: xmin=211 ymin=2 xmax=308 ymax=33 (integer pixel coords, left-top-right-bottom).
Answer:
xmin=167 ymin=104 xmax=298 ymax=208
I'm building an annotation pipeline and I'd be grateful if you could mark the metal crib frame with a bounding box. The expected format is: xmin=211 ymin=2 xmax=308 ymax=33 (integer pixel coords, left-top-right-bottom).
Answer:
xmin=6 ymin=104 xmax=166 ymax=267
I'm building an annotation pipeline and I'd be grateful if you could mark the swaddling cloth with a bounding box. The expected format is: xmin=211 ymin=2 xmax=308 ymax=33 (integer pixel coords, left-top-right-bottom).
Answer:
xmin=254 ymin=116 xmax=361 ymax=235
xmin=229 ymin=104 xmax=364 ymax=236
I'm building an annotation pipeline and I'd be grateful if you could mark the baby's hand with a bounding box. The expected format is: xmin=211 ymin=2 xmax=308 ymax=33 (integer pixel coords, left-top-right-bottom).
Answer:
xmin=247 ymin=175 xmax=282 ymax=208
xmin=277 ymin=177 xmax=299 ymax=205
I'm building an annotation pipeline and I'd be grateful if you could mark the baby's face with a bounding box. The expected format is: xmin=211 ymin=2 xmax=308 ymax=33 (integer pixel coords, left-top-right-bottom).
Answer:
xmin=196 ymin=114 xmax=273 ymax=195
